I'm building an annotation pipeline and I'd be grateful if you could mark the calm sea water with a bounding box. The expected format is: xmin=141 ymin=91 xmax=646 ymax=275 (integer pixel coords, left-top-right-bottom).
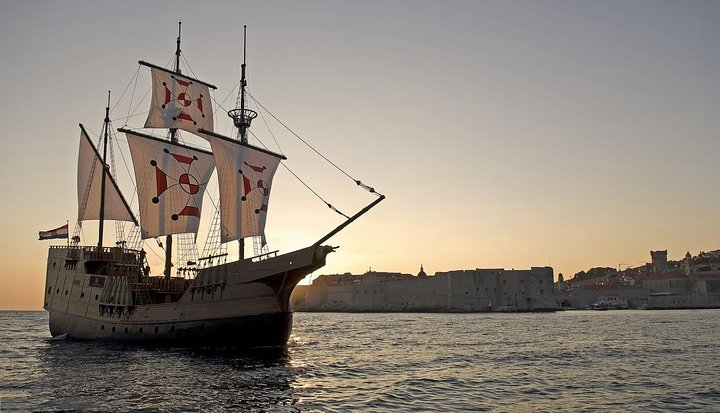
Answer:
xmin=1 ymin=310 xmax=719 ymax=412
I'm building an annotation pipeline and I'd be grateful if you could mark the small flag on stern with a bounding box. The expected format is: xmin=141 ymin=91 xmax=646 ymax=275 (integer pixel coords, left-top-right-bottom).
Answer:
xmin=38 ymin=224 xmax=69 ymax=240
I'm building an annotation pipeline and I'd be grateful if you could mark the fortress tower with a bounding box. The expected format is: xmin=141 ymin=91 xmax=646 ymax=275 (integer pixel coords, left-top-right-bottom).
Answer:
xmin=651 ymin=250 xmax=668 ymax=274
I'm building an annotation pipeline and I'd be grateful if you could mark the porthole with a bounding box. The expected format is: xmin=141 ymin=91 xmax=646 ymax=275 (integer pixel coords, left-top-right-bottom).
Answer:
xmin=112 ymin=326 xmax=116 ymax=332
xmin=124 ymin=327 xmax=128 ymax=333
xmin=101 ymin=325 xmax=105 ymax=330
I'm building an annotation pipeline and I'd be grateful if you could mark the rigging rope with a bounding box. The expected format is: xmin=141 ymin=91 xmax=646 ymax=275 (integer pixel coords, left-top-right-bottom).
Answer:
xmin=249 ymin=88 xmax=284 ymax=155
xmin=98 ymin=52 xmax=379 ymax=252
xmin=210 ymin=79 xmax=242 ymax=119
xmin=180 ymin=54 xmax=196 ymax=80
xmin=111 ymin=66 xmax=141 ymax=115
xmin=246 ymin=90 xmax=383 ymax=198
xmin=247 ymin=129 xmax=349 ymax=219
xmin=122 ymin=66 xmax=141 ymax=128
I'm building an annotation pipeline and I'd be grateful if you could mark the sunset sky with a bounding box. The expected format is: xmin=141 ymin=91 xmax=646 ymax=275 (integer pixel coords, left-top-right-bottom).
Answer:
xmin=1 ymin=1 xmax=718 ymax=310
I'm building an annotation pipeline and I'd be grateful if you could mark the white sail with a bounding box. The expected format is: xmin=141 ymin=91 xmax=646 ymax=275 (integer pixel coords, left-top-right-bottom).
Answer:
xmin=77 ymin=125 xmax=137 ymax=225
xmin=199 ymin=130 xmax=284 ymax=244
xmin=124 ymin=129 xmax=215 ymax=239
xmin=141 ymin=62 xmax=216 ymax=134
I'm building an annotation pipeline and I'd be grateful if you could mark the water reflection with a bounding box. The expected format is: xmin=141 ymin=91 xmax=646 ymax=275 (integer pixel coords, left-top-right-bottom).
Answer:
xmin=5 ymin=311 xmax=720 ymax=412
xmin=29 ymin=340 xmax=301 ymax=412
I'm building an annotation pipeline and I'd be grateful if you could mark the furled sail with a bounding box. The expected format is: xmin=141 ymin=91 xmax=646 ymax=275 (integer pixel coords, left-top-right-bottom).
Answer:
xmin=122 ymin=129 xmax=215 ymax=239
xmin=77 ymin=125 xmax=138 ymax=225
xmin=140 ymin=61 xmax=217 ymax=135
xmin=199 ymin=129 xmax=285 ymax=244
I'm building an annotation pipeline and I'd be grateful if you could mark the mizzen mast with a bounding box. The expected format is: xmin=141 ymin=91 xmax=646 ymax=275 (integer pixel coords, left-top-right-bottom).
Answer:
xmin=97 ymin=91 xmax=111 ymax=248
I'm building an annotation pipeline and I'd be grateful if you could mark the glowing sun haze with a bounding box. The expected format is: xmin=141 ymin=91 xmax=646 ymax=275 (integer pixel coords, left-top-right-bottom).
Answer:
xmin=1 ymin=1 xmax=718 ymax=309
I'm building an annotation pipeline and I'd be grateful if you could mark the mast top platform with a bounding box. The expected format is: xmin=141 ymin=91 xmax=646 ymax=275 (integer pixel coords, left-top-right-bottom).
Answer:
xmin=228 ymin=108 xmax=257 ymax=131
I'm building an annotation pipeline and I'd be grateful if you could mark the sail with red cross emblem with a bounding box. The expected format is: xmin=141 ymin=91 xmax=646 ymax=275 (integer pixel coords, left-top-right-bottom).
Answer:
xmin=124 ymin=129 xmax=216 ymax=239
xmin=199 ymin=129 xmax=285 ymax=244
xmin=141 ymin=62 xmax=217 ymax=135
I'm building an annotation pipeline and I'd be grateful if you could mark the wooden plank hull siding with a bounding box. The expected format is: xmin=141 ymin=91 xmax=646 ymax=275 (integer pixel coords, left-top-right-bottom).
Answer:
xmin=43 ymin=244 xmax=332 ymax=347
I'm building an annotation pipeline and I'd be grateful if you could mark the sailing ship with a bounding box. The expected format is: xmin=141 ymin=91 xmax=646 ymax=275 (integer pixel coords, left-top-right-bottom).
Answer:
xmin=42 ymin=25 xmax=383 ymax=347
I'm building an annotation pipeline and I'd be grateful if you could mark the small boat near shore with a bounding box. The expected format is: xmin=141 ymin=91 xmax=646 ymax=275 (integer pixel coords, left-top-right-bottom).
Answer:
xmin=588 ymin=296 xmax=629 ymax=310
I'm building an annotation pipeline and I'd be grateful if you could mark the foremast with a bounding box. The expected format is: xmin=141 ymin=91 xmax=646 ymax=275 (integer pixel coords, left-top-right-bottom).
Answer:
xmin=228 ymin=25 xmax=258 ymax=259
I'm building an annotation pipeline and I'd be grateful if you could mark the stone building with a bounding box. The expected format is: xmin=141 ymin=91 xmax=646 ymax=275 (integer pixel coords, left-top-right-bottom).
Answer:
xmin=292 ymin=267 xmax=558 ymax=312
xmin=651 ymin=250 xmax=669 ymax=273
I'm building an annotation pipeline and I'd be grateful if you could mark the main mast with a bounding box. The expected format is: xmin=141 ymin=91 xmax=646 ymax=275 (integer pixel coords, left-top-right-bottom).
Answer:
xmin=228 ymin=25 xmax=258 ymax=259
xmin=164 ymin=21 xmax=183 ymax=278
xmin=97 ymin=91 xmax=111 ymax=248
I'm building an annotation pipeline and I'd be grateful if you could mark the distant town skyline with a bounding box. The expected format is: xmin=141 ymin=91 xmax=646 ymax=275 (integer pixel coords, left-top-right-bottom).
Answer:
xmin=1 ymin=1 xmax=719 ymax=309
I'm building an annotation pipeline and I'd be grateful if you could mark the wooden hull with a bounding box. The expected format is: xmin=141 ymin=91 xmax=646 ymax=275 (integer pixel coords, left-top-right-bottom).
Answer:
xmin=48 ymin=310 xmax=294 ymax=347
xmin=43 ymin=244 xmax=333 ymax=347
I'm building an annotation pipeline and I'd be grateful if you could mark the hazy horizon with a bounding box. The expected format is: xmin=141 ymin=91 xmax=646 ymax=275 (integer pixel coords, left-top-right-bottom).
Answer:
xmin=1 ymin=0 xmax=719 ymax=310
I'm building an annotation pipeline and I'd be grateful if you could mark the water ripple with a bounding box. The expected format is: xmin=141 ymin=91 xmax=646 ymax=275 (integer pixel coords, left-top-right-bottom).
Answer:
xmin=1 ymin=310 xmax=720 ymax=411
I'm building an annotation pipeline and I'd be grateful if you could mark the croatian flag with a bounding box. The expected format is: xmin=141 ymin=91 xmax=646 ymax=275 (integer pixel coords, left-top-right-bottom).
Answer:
xmin=38 ymin=224 xmax=69 ymax=240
